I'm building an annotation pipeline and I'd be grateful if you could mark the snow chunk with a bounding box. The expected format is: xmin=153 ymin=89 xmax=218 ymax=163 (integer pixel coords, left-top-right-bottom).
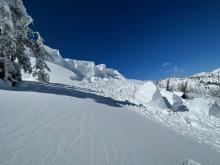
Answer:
xmin=209 ymin=102 xmax=220 ymax=118
xmin=161 ymin=90 xmax=188 ymax=112
xmin=190 ymin=97 xmax=220 ymax=118
xmin=183 ymin=159 xmax=201 ymax=165
xmin=135 ymin=81 xmax=167 ymax=109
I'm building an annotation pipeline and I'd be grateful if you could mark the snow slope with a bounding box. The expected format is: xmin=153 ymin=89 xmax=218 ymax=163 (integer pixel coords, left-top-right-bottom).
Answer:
xmin=23 ymin=57 xmax=138 ymax=103
xmin=0 ymin=82 xmax=220 ymax=165
xmin=21 ymin=54 xmax=220 ymax=154
xmin=1 ymin=46 xmax=220 ymax=164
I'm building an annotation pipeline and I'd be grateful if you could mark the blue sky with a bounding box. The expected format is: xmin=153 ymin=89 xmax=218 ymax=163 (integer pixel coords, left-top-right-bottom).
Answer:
xmin=23 ymin=0 xmax=220 ymax=80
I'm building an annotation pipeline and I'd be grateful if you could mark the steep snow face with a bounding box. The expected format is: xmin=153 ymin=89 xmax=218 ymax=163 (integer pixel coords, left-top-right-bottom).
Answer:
xmin=44 ymin=46 xmax=63 ymax=65
xmin=44 ymin=46 xmax=122 ymax=81
xmin=22 ymin=58 xmax=75 ymax=85
xmin=65 ymin=59 xmax=121 ymax=81
xmin=135 ymin=81 xmax=167 ymax=109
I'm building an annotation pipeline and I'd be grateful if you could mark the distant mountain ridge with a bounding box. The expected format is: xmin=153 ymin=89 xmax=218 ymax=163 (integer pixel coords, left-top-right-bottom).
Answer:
xmin=158 ymin=68 xmax=220 ymax=97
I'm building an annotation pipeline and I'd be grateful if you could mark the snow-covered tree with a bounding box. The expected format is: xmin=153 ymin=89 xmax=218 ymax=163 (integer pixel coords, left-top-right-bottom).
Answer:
xmin=0 ymin=0 xmax=51 ymax=85
xmin=0 ymin=0 xmax=18 ymax=85
xmin=31 ymin=33 xmax=51 ymax=82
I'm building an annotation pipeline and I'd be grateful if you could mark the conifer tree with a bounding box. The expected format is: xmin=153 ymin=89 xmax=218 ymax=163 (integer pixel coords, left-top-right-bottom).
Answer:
xmin=0 ymin=0 xmax=51 ymax=85
xmin=31 ymin=33 xmax=51 ymax=82
xmin=0 ymin=0 xmax=17 ymax=85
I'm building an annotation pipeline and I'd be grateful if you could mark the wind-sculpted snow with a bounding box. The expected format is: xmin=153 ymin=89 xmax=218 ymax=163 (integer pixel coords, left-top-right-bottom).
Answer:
xmin=44 ymin=46 xmax=122 ymax=81
xmin=0 ymin=82 xmax=220 ymax=165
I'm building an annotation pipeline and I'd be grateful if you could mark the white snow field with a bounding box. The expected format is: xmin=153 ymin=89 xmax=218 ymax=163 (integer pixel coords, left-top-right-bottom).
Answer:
xmin=0 ymin=82 xmax=220 ymax=165
xmin=0 ymin=52 xmax=219 ymax=164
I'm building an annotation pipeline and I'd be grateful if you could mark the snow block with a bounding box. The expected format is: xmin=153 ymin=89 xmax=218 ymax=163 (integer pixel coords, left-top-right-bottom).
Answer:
xmin=209 ymin=102 xmax=220 ymax=118
xmin=172 ymin=94 xmax=188 ymax=112
xmin=135 ymin=81 xmax=167 ymax=109
xmin=190 ymin=97 xmax=220 ymax=118
xmin=183 ymin=159 xmax=201 ymax=165
xmin=160 ymin=90 xmax=188 ymax=112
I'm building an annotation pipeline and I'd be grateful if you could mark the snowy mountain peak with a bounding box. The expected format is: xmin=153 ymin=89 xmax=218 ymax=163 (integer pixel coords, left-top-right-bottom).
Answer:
xmin=158 ymin=67 xmax=220 ymax=97
xmin=212 ymin=68 xmax=220 ymax=74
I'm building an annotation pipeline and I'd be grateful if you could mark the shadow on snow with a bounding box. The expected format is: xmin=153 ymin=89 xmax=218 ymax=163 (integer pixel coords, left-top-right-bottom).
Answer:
xmin=0 ymin=81 xmax=136 ymax=108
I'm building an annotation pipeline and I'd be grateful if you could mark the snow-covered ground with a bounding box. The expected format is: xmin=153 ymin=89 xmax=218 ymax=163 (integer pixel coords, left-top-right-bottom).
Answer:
xmin=0 ymin=82 xmax=220 ymax=165
xmin=0 ymin=48 xmax=220 ymax=164
xmin=23 ymin=53 xmax=220 ymax=152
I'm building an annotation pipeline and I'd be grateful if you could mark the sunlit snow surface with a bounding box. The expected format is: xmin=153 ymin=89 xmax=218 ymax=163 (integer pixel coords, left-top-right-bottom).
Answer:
xmin=0 ymin=81 xmax=220 ymax=165
xmin=23 ymin=57 xmax=220 ymax=153
xmin=0 ymin=54 xmax=220 ymax=164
